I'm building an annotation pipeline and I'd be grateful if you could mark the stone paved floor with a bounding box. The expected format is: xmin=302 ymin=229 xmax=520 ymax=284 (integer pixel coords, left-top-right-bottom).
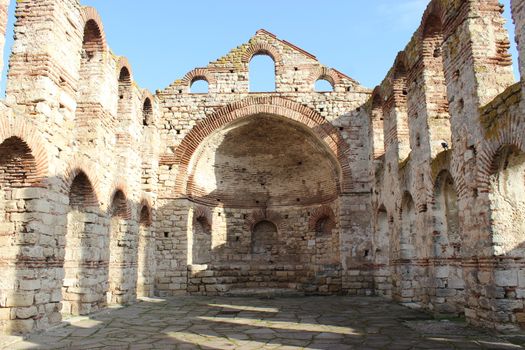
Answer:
xmin=0 ymin=296 xmax=524 ymax=349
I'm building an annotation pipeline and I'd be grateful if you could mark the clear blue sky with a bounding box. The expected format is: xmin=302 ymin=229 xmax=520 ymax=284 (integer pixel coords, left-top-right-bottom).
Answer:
xmin=0 ymin=0 xmax=519 ymax=94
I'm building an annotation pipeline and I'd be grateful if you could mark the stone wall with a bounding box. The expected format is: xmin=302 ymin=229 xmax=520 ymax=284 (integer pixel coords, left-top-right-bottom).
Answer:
xmin=369 ymin=0 xmax=525 ymax=332
xmin=0 ymin=0 xmax=524 ymax=336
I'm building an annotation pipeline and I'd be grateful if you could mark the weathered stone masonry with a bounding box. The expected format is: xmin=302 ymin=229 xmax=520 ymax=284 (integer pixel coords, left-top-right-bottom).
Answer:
xmin=1 ymin=0 xmax=525 ymax=335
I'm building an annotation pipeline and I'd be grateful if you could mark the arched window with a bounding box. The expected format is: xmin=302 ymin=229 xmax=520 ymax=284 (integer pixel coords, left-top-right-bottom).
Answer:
xmin=251 ymin=220 xmax=278 ymax=260
xmin=315 ymin=79 xmax=334 ymax=92
xmin=142 ymin=98 xmax=153 ymax=126
xmin=190 ymin=79 xmax=209 ymax=93
xmin=249 ymin=54 xmax=275 ymax=92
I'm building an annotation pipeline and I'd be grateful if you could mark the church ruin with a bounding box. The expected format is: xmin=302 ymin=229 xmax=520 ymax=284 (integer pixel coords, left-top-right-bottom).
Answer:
xmin=1 ymin=0 xmax=525 ymax=335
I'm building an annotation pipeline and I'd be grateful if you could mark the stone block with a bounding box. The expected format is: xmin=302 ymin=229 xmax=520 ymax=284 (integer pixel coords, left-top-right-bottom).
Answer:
xmin=495 ymin=270 xmax=518 ymax=287
xmin=5 ymin=293 xmax=34 ymax=307
xmin=15 ymin=306 xmax=38 ymax=319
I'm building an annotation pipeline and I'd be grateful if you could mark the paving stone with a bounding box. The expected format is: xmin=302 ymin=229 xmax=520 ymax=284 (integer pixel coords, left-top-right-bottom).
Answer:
xmin=0 ymin=296 xmax=521 ymax=349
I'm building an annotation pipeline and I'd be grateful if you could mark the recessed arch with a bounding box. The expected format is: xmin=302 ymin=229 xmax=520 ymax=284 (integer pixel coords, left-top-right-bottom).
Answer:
xmin=61 ymin=158 xmax=102 ymax=205
xmin=0 ymin=118 xmax=49 ymax=184
xmin=173 ymin=96 xmax=352 ymax=197
xmin=142 ymin=97 xmax=153 ymax=126
xmin=375 ymin=205 xmax=389 ymax=257
xmin=116 ymin=57 xmax=133 ymax=83
xmin=432 ymin=169 xmax=465 ymax=313
xmin=433 ymin=170 xmax=460 ymax=255
xmin=486 ymin=144 xmax=525 ymax=256
xmin=68 ymin=171 xmax=97 ymax=209
xmin=139 ymin=204 xmax=152 ymax=227
xmin=0 ymin=137 xmax=40 ymax=188
xmin=420 ymin=1 xmax=446 ymax=41
xmin=82 ymin=20 xmax=104 ymax=60
xmin=108 ymin=187 xmax=135 ymax=305
xmin=81 ymin=7 xmax=107 ymax=54
xmin=137 ymin=198 xmax=154 ymax=297
xmin=251 ymin=220 xmax=278 ymax=261
xmin=62 ymin=170 xmax=102 ymax=315
xmin=191 ymin=211 xmax=212 ymax=265
xmin=308 ymin=205 xmax=336 ymax=231
xmin=400 ymin=191 xmax=416 ymax=260
xmin=187 ymin=113 xmax=342 ymax=207
xmin=370 ymin=87 xmax=385 ymax=158
xmin=391 ymin=52 xmax=411 ymax=161
xmin=110 ymin=189 xmax=129 ymax=219
xmin=117 ymin=59 xmax=133 ymax=120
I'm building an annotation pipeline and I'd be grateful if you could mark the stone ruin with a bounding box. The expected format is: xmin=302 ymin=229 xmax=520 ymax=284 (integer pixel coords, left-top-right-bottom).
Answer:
xmin=0 ymin=0 xmax=525 ymax=335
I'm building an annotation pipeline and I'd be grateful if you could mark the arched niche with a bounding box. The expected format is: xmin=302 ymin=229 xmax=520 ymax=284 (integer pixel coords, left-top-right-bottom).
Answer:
xmin=192 ymin=215 xmax=211 ymax=264
xmin=488 ymin=145 xmax=525 ymax=256
xmin=62 ymin=171 xmax=102 ymax=315
xmin=107 ymin=189 xmax=135 ymax=305
xmin=188 ymin=114 xmax=340 ymax=208
xmin=251 ymin=220 xmax=278 ymax=262
xmin=137 ymin=204 xmax=153 ymax=297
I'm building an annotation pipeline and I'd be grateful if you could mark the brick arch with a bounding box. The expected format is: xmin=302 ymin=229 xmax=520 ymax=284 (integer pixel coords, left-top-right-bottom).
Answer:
xmin=62 ymin=157 xmax=102 ymax=206
xmin=399 ymin=190 xmax=415 ymax=219
xmin=81 ymin=7 xmax=108 ymax=54
xmin=141 ymin=90 xmax=155 ymax=125
xmin=430 ymin=150 xmax=466 ymax=199
xmin=370 ymin=86 xmax=383 ymax=111
xmin=477 ymin=140 xmax=525 ymax=194
xmin=308 ymin=205 xmax=336 ymax=231
xmin=433 ymin=169 xmax=459 ymax=201
xmin=377 ymin=203 xmax=387 ymax=215
xmin=139 ymin=197 xmax=153 ymax=227
xmin=181 ymin=68 xmax=216 ymax=87
xmin=241 ymin=41 xmax=282 ymax=65
xmin=108 ymin=182 xmax=132 ymax=219
xmin=173 ymin=96 xmax=352 ymax=196
xmin=309 ymin=66 xmax=341 ymax=89
xmin=420 ymin=1 xmax=446 ymax=39
xmin=0 ymin=116 xmax=49 ymax=185
xmin=393 ymin=51 xmax=408 ymax=79
xmin=193 ymin=204 xmax=213 ymax=228
xmin=142 ymin=89 xmax=154 ymax=104
xmin=116 ymin=56 xmax=133 ymax=82
xmin=246 ymin=209 xmax=283 ymax=233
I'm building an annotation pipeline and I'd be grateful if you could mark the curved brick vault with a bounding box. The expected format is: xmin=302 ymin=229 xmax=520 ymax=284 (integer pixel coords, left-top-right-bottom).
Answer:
xmin=173 ymin=96 xmax=352 ymax=198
